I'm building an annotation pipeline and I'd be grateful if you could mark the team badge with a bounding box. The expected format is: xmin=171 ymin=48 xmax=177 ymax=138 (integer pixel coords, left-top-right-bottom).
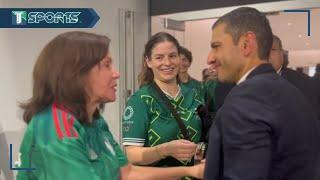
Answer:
xmin=123 ymin=106 xmax=134 ymax=120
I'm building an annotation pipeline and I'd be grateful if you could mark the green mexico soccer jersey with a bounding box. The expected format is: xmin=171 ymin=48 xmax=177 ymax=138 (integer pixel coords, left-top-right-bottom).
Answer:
xmin=202 ymin=80 xmax=218 ymax=113
xmin=122 ymin=84 xmax=203 ymax=167
xmin=180 ymin=78 xmax=202 ymax=93
xmin=17 ymin=103 xmax=128 ymax=180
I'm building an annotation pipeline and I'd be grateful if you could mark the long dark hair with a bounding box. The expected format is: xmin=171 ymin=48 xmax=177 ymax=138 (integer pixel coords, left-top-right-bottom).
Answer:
xmin=20 ymin=31 xmax=110 ymax=124
xmin=138 ymin=32 xmax=181 ymax=87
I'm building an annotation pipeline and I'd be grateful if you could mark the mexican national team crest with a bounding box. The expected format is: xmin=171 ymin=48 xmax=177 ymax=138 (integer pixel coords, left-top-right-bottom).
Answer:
xmin=123 ymin=106 xmax=134 ymax=120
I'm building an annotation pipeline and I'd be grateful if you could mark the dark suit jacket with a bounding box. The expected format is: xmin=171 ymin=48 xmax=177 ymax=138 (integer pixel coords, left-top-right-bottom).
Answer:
xmin=215 ymin=82 xmax=235 ymax=110
xmin=204 ymin=64 xmax=320 ymax=180
xmin=281 ymin=67 xmax=320 ymax=120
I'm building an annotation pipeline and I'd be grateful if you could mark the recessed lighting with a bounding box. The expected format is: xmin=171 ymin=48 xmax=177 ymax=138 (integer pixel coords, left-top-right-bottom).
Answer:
xmin=305 ymin=42 xmax=310 ymax=46
xmin=288 ymin=22 xmax=292 ymax=26
xmin=298 ymin=34 xmax=302 ymax=38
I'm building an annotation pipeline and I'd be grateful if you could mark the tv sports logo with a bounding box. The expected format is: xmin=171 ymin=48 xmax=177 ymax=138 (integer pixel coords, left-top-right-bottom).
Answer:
xmin=11 ymin=10 xmax=81 ymax=25
xmin=12 ymin=11 xmax=27 ymax=25
xmin=1 ymin=8 xmax=100 ymax=28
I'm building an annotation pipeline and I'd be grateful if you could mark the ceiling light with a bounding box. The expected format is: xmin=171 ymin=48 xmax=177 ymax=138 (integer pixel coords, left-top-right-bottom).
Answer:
xmin=287 ymin=22 xmax=292 ymax=26
xmin=298 ymin=34 xmax=302 ymax=38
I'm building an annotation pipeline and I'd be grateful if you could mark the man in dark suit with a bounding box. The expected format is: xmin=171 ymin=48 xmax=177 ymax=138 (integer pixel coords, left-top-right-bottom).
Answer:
xmin=204 ymin=7 xmax=320 ymax=180
xmin=269 ymin=35 xmax=320 ymax=120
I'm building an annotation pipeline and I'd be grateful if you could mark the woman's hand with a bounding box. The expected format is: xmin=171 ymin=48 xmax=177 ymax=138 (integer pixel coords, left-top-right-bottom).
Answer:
xmin=158 ymin=139 xmax=197 ymax=161
xmin=188 ymin=160 xmax=206 ymax=179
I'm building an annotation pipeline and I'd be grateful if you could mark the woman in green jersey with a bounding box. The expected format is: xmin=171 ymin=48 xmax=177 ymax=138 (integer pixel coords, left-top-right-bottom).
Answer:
xmin=17 ymin=31 xmax=204 ymax=180
xmin=122 ymin=32 xmax=204 ymax=172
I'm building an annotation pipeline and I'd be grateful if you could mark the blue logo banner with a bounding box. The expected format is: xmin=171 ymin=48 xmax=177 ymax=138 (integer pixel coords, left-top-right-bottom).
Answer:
xmin=0 ymin=8 xmax=100 ymax=28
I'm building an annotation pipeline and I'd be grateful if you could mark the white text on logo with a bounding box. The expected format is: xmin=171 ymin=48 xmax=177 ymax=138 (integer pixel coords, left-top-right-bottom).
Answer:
xmin=28 ymin=12 xmax=81 ymax=24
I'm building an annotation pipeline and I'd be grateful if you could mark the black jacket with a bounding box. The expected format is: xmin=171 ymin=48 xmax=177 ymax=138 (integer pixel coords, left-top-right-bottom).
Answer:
xmin=281 ymin=67 xmax=320 ymax=120
xmin=205 ymin=64 xmax=320 ymax=180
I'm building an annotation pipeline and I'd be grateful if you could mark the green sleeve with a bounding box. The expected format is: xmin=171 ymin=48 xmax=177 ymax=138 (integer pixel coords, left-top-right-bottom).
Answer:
xmin=122 ymin=94 xmax=149 ymax=146
xmin=17 ymin=119 xmax=102 ymax=180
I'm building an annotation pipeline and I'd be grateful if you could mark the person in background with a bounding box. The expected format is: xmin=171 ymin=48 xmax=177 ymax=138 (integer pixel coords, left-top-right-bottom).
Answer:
xmin=179 ymin=46 xmax=202 ymax=92
xmin=17 ymin=31 xmax=204 ymax=180
xmin=200 ymin=67 xmax=235 ymax=143
xmin=202 ymin=68 xmax=209 ymax=82
xmin=314 ymin=64 xmax=320 ymax=80
xmin=199 ymin=68 xmax=218 ymax=143
xmin=201 ymin=68 xmax=218 ymax=114
xmin=122 ymin=32 xmax=204 ymax=180
xmin=202 ymin=68 xmax=217 ymax=82
xmin=205 ymin=7 xmax=320 ymax=180
xmin=313 ymin=64 xmax=320 ymax=111
xmin=269 ymin=35 xmax=320 ymax=120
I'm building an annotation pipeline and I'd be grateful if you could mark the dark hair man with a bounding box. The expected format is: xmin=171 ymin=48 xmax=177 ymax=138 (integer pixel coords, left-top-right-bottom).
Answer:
xmin=204 ymin=7 xmax=319 ymax=180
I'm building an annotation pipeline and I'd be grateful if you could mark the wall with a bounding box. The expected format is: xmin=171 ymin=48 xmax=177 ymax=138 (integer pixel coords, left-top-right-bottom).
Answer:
xmin=184 ymin=19 xmax=215 ymax=80
xmin=151 ymin=16 xmax=185 ymax=44
xmin=0 ymin=1 xmax=148 ymax=179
